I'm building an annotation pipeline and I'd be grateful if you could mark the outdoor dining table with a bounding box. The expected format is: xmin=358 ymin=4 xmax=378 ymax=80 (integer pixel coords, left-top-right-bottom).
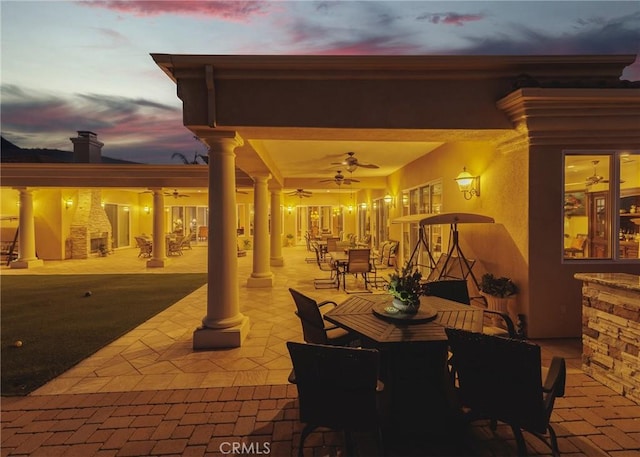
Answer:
xmin=324 ymin=293 xmax=484 ymax=439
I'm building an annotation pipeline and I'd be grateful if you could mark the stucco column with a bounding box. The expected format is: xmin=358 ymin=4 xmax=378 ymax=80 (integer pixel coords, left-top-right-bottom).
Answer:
xmin=147 ymin=188 xmax=167 ymax=268
xmin=270 ymin=189 xmax=284 ymax=266
xmin=194 ymin=132 xmax=249 ymax=349
xmin=11 ymin=187 xmax=43 ymax=269
xmin=247 ymin=174 xmax=274 ymax=287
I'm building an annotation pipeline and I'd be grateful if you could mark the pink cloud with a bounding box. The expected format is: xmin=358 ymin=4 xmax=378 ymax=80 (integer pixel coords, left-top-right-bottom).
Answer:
xmin=418 ymin=12 xmax=484 ymax=27
xmin=81 ymin=1 xmax=271 ymax=22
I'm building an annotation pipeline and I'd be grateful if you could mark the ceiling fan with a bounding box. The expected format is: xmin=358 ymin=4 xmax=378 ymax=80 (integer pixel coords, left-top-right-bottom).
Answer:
xmin=286 ymin=188 xmax=312 ymax=198
xmin=585 ymin=160 xmax=609 ymax=186
xmin=320 ymin=170 xmax=360 ymax=186
xmin=164 ymin=189 xmax=190 ymax=198
xmin=331 ymin=151 xmax=379 ymax=172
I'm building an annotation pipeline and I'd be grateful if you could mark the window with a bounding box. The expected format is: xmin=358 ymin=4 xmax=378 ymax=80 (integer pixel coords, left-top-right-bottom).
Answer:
xmin=402 ymin=180 xmax=443 ymax=273
xmin=563 ymin=151 xmax=639 ymax=260
xmin=104 ymin=203 xmax=130 ymax=248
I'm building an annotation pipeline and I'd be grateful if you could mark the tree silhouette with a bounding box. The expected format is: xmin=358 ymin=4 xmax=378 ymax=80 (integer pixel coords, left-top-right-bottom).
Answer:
xmin=171 ymin=151 xmax=209 ymax=165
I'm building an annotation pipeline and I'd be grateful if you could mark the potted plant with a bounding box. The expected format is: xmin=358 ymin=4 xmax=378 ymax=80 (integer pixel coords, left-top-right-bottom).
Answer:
xmin=387 ymin=263 xmax=428 ymax=314
xmin=286 ymin=233 xmax=294 ymax=246
xmin=480 ymin=273 xmax=518 ymax=324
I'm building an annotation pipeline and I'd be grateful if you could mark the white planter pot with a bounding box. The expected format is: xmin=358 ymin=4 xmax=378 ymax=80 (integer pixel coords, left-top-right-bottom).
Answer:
xmin=481 ymin=292 xmax=516 ymax=328
xmin=392 ymin=297 xmax=420 ymax=314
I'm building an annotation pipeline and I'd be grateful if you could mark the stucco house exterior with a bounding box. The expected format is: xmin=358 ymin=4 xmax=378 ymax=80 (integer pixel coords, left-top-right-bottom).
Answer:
xmin=2 ymin=55 xmax=639 ymax=346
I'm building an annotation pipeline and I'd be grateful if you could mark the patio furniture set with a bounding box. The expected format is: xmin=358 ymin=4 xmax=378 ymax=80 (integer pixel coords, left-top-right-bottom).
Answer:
xmin=287 ymin=269 xmax=564 ymax=456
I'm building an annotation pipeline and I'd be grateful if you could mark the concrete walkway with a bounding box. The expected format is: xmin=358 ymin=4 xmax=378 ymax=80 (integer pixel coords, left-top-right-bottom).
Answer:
xmin=2 ymin=245 xmax=640 ymax=456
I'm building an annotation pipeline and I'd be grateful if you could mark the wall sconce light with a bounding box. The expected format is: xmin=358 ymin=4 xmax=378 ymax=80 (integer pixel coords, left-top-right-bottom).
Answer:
xmin=143 ymin=206 xmax=150 ymax=214
xmin=64 ymin=198 xmax=73 ymax=210
xmin=454 ymin=167 xmax=480 ymax=200
xmin=360 ymin=202 xmax=368 ymax=209
xmin=383 ymin=194 xmax=395 ymax=208
xmin=347 ymin=205 xmax=353 ymax=214
xmin=123 ymin=206 xmax=130 ymax=212
xmin=287 ymin=206 xmax=293 ymax=215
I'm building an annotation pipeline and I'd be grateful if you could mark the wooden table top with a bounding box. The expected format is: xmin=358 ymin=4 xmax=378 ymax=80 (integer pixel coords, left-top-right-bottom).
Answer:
xmin=324 ymin=294 xmax=483 ymax=344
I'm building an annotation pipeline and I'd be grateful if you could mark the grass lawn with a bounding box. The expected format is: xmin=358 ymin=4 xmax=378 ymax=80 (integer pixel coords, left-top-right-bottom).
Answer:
xmin=1 ymin=274 xmax=207 ymax=396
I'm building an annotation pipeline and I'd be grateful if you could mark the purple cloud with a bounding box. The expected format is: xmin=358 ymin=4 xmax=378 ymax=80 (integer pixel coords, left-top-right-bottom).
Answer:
xmin=1 ymin=84 xmax=201 ymax=163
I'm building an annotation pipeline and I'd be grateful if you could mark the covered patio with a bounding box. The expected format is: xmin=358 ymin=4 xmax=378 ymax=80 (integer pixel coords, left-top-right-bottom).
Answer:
xmin=2 ymin=245 xmax=640 ymax=456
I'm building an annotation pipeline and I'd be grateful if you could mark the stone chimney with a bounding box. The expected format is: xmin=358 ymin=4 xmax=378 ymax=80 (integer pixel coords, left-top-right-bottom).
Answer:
xmin=70 ymin=131 xmax=104 ymax=163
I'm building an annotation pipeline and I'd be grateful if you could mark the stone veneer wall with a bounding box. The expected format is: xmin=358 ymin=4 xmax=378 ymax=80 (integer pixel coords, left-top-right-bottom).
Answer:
xmin=69 ymin=190 xmax=112 ymax=259
xmin=582 ymin=281 xmax=640 ymax=404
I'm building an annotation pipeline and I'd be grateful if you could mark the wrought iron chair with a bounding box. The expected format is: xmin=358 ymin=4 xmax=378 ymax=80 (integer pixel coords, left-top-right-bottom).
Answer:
xmin=288 ymin=288 xmax=356 ymax=346
xmin=445 ymin=328 xmax=566 ymax=457
xmin=287 ymin=341 xmax=387 ymax=457
xmin=312 ymin=244 xmax=339 ymax=289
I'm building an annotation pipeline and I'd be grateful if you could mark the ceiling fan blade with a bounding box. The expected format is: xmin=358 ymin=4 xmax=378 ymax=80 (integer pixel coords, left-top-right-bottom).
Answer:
xmin=358 ymin=163 xmax=379 ymax=169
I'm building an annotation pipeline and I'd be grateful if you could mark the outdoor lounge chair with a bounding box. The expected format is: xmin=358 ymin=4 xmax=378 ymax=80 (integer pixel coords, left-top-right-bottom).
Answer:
xmin=445 ymin=328 xmax=566 ymax=457
xmin=287 ymin=341 xmax=387 ymax=457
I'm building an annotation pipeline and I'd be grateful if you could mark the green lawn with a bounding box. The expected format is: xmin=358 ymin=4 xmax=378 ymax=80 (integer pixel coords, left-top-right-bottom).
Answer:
xmin=1 ymin=274 xmax=207 ymax=396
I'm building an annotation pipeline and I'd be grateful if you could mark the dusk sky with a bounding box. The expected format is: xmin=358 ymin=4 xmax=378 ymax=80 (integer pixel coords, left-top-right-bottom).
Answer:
xmin=2 ymin=1 xmax=639 ymax=164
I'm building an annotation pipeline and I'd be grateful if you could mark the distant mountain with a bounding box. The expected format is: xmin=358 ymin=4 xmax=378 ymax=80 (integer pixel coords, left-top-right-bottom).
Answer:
xmin=0 ymin=136 xmax=137 ymax=164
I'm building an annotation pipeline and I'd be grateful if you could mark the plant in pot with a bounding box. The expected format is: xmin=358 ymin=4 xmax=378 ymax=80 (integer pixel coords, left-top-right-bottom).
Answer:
xmin=480 ymin=273 xmax=518 ymax=325
xmin=387 ymin=263 xmax=428 ymax=314
xmin=286 ymin=233 xmax=294 ymax=246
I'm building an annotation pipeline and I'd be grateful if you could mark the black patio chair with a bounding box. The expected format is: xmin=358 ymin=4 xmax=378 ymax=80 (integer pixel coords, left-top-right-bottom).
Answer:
xmin=288 ymin=288 xmax=357 ymax=346
xmin=287 ymin=341 xmax=387 ymax=457
xmin=445 ymin=328 xmax=566 ymax=457
xmin=425 ymin=279 xmax=518 ymax=338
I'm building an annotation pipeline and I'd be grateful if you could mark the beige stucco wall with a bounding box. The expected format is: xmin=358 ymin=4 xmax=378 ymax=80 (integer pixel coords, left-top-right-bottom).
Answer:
xmin=387 ymin=139 xmax=531 ymax=332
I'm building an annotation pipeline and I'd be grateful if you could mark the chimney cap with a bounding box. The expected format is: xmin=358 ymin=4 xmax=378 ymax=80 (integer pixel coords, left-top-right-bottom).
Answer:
xmin=77 ymin=130 xmax=98 ymax=138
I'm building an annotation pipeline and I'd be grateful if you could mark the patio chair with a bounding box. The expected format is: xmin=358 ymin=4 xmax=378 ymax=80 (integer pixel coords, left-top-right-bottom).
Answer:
xmin=180 ymin=232 xmax=192 ymax=250
xmin=425 ymin=279 xmax=518 ymax=338
xmin=303 ymin=232 xmax=316 ymax=263
xmin=312 ymin=244 xmax=339 ymax=289
xmin=135 ymin=236 xmax=152 ymax=258
xmin=167 ymin=236 xmax=184 ymax=256
xmin=287 ymin=341 xmax=387 ymax=457
xmin=342 ymin=248 xmax=373 ymax=293
xmin=288 ymin=288 xmax=357 ymax=346
xmin=326 ymin=236 xmax=340 ymax=253
xmin=445 ymin=328 xmax=566 ymax=457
